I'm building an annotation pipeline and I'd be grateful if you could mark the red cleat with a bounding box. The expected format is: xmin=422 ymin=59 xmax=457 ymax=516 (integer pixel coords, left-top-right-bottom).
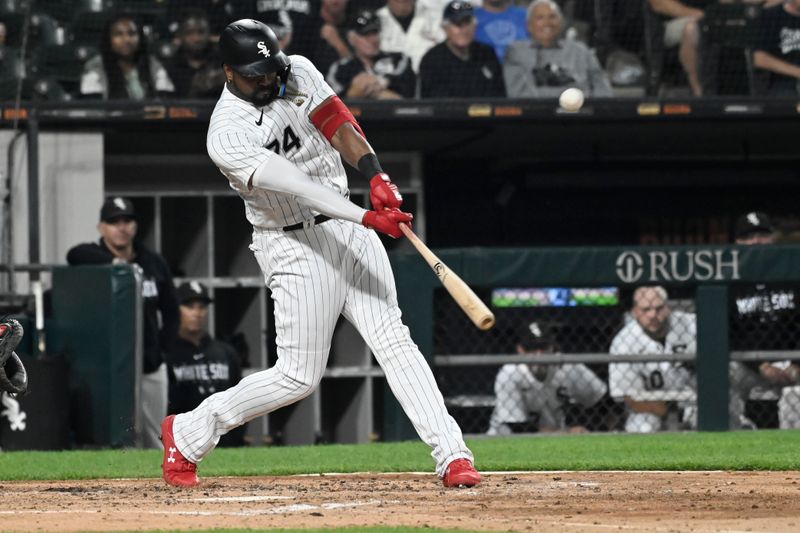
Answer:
xmin=161 ymin=415 xmax=200 ymax=488
xmin=442 ymin=458 xmax=481 ymax=488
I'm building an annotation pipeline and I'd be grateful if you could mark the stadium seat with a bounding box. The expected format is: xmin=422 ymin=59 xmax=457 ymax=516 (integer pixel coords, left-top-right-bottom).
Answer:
xmin=150 ymin=39 xmax=176 ymax=63
xmin=68 ymin=11 xmax=109 ymax=46
xmin=641 ymin=0 xmax=683 ymax=96
xmin=39 ymin=0 xmax=112 ymax=24
xmin=30 ymin=43 xmax=98 ymax=96
xmin=0 ymin=44 xmax=24 ymax=80
xmin=0 ymin=0 xmax=30 ymax=14
xmin=0 ymin=76 xmax=70 ymax=102
xmin=0 ymin=11 xmax=60 ymax=49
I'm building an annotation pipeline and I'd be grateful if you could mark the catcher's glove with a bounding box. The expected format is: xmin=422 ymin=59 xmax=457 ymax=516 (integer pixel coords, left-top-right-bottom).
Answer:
xmin=0 ymin=319 xmax=28 ymax=396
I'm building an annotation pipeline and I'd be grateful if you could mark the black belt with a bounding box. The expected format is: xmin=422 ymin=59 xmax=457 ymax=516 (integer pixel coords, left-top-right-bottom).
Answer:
xmin=282 ymin=214 xmax=331 ymax=232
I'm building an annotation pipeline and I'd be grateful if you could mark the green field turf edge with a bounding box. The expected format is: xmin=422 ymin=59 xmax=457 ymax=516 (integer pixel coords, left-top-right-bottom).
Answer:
xmin=1 ymin=431 xmax=799 ymax=481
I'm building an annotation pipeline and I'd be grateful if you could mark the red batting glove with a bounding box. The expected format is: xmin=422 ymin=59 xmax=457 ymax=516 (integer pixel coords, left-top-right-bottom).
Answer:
xmin=362 ymin=208 xmax=413 ymax=238
xmin=369 ymin=173 xmax=403 ymax=210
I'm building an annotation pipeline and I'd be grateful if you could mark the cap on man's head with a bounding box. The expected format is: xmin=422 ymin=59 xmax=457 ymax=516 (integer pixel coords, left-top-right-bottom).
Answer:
xmin=517 ymin=321 xmax=557 ymax=352
xmin=176 ymin=281 xmax=213 ymax=305
xmin=735 ymin=211 xmax=775 ymax=240
xmin=350 ymin=10 xmax=380 ymax=34
xmin=100 ymin=197 xmax=135 ymax=223
xmin=443 ymin=0 xmax=474 ymax=24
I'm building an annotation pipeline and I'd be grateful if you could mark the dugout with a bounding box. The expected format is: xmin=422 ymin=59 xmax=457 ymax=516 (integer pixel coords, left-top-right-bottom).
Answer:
xmin=1 ymin=97 xmax=800 ymax=445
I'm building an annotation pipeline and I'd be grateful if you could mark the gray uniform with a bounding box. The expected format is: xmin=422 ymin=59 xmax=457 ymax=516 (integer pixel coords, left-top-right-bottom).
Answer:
xmin=488 ymin=363 xmax=607 ymax=434
xmin=610 ymin=310 xmax=761 ymax=432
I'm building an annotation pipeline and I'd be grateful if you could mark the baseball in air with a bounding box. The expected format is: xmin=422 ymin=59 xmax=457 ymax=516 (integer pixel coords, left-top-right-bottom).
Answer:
xmin=559 ymin=88 xmax=584 ymax=112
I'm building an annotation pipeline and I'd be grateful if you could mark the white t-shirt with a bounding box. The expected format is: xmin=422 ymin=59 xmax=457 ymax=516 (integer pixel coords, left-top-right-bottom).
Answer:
xmin=206 ymin=55 xmax=349 ymax=229
xmin=488 ymin=363 xmax=607 ymax=434
xmin=609 ymin=310 xmax=696 ymax=433
xmin=377 ymin=5 xmax=445 ymax=72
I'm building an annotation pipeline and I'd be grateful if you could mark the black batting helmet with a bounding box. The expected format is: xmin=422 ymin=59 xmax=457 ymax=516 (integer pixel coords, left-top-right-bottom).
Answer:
xmin=220 ymin=19 xmax=290 ymax=78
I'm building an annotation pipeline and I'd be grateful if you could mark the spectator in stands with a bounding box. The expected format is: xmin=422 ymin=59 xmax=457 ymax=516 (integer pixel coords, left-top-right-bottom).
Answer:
xmin=253 ymin=0 xmax=319 ymax=58
xmin=753 ymin=0 xmax=800 ymax=95
xmin=80 ymin=13 xmax=175 ymax=100
xmin=377 ymin=0 xmax=445 ymax=72
xmin=66 ymin=197 xmax=180 ymax=448
xmin=167 ymin=281 xmax=245 ymax=446
xmin=166 ymin=9 xmax=227 ymax=98
xmin=487 ymin=321 xmax=607 ymax=435
xmin=166 ymin=0 xmax=246 ymax=39
xmin=647 ymin=0 xmax=706 ymax=96
xmin=310 ymin=0 xmax=353 ymax=77
xmin=730 ymin=211 xmax=800 ymax=428
xmin=260 ymin=9 xmax=294 ymax=54
xmin=474 ymin=0 xmax=529 ymax=62
xmin=609 ymin=286 xmax=697 ymax=433
xmin=326 ymin=10 xmax=416 ymax=99
xmin=419 ymin=1 xmax=506 ymax=98
xmin=503 ymin=0 xmax=612 ymax=98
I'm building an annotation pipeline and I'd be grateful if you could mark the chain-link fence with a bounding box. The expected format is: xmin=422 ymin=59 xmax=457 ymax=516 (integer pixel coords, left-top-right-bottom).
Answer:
xmin=1 ymin=0 xmax=798 ymax=102
xmin=433 ymin=282 xmax=800 ymax=435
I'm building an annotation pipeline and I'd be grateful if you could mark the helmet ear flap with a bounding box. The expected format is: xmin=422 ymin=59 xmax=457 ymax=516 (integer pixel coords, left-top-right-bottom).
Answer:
xmin=275 ymin=55 xmax=291 ymax=97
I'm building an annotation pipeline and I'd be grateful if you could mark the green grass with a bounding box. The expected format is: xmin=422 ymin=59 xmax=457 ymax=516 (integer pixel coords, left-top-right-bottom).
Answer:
xmin=1 ymin=431 xmax=799 ymax=481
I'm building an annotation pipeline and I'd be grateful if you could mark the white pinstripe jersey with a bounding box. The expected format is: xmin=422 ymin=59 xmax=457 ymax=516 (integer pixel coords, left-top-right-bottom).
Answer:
xmin=608 ymin=310 xmax=696 ymax=400
xmin=206 ymin=55 xmax=349 ymax=229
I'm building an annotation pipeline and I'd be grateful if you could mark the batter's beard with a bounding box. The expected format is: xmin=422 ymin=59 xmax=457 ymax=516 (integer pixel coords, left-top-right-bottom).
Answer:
xmin=227 ymin=80 xmax=279 ymax=106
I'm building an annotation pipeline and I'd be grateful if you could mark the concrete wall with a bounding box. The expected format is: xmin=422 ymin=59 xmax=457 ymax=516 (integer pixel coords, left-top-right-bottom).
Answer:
xmin=0 ymin=131 xmax=104 ymax=293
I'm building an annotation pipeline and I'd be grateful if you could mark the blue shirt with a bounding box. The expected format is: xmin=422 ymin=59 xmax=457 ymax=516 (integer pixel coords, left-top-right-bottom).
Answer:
xmin=474 ymin=7 xmax=530 ymax=62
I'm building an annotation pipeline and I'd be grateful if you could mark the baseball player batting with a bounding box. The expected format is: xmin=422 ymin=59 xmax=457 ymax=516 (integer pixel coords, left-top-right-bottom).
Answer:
xmin=160 ymin=19 xmax=480 ymax=489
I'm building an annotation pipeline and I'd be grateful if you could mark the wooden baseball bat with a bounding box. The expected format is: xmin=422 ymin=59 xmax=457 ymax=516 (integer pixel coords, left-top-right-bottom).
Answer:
xmin=399 ymin=223 xmax=495 ymax=331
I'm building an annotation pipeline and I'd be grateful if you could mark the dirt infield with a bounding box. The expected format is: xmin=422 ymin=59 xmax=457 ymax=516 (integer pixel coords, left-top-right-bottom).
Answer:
xmin=1 ymin=471 xmax=799 ymax=532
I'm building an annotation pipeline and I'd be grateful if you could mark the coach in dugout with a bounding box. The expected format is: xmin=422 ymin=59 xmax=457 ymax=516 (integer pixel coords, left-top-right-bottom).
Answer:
xmin=67 ymin=197 xmax=179 ymax=448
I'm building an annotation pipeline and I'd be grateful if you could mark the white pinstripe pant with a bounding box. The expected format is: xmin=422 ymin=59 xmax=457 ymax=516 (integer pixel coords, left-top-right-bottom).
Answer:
xmin=173 ymin=219 xmax=473 ymax=476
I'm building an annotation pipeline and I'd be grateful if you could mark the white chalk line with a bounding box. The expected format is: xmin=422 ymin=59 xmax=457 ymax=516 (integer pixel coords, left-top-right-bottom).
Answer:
xmin=184 ymin=495 xmax=294 ymax=503
xmin=0 ymin=499 xmax=384 ymax=517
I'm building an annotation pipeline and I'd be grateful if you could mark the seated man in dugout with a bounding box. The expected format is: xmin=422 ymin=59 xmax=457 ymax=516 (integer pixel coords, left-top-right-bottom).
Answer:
xmin=488 ymin=321 xmax=607 ymax=435
xmin=609 ymin=286 xmax=760 ymax=433
xmin=503 ymin=0 xmax=612 ymax=98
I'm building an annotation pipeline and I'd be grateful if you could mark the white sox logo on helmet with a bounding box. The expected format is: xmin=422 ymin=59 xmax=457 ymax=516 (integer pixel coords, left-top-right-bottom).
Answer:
xmin=257 ymin=42 xmax=271 ymax=58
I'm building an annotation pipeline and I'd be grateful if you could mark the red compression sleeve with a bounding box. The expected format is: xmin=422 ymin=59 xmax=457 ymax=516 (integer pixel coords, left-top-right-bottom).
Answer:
xmin=311 ymin=96 xmax=364 ymax=141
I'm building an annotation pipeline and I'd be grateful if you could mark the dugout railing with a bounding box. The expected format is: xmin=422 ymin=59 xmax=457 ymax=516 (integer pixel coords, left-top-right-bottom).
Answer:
xmin=387 ymin=244 xmax=800 ymax=439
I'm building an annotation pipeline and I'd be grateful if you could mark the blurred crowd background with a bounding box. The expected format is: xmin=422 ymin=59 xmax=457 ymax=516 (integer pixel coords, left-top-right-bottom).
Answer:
xmin=1 ymin=0 xmax=799 ymax=102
